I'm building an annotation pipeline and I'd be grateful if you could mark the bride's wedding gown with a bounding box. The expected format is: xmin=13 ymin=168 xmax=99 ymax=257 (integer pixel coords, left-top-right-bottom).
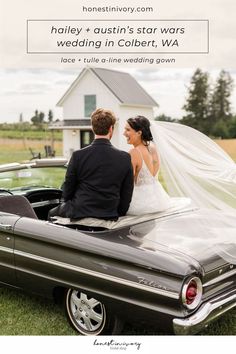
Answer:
xmin=127 ymin=152 xmax=180 ymax=215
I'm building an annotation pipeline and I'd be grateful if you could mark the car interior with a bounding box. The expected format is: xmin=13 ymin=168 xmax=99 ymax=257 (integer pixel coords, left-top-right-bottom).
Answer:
xmin=0 ymin=195 xmax=38 ymax=219
xmin=0 ymin=190 xmax=62 ymax=221
xmin=0 ymin=193 xmax=108 ymax=232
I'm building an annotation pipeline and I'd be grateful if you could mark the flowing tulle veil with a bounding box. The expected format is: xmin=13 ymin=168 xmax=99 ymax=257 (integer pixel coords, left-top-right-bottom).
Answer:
xmin=150 ymin=120 xmax=236 ymax=263
xmin=150 ymin=120 xmax=236 ymax=211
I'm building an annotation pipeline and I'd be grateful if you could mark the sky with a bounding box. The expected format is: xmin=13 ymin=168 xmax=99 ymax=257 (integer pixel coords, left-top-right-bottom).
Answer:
xmin=0 ymin=67 xmax=236 ymax=123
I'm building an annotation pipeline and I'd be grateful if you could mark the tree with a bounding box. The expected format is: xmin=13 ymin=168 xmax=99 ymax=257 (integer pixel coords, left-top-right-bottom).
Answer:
xmin=31 ymin=110 xmax=39 ymax=125
xmin=19 ymin=113 xmax=23 ymax=123
xmin=228 ymin=116 xmax=236 ymax=138
xmin=48 ymin=109 xmax=53 ymax=123
xmin=209 ymin=70 xmax=234 ymax=127
xmin=181 ymin=68 xmax=210 ymax=134
xmin=31 ymin=110 xmax=45 ymax=126
xmin=211 ymin=119 xmax=229 ymax=139
xmin=38 ymin=111 xmax=45 ymax=124
xmin=155 ymin=114 xmax=176 ymax=122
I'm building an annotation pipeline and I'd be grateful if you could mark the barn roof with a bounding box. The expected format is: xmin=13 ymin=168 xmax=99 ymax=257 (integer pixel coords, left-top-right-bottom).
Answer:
xmin=57 ymin=67 xmax=158 ymax=107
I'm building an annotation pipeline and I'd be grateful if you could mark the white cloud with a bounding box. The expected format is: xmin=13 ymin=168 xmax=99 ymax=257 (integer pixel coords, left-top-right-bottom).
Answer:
xmin=0 ymin=69 xmax=78 ymax=122
xmin=0 ymin=68 xmax=235 ymax=122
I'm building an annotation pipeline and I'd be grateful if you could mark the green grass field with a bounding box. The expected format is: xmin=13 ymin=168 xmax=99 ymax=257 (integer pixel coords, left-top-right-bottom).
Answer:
xmin=0 ymin=138 xmax=236 ymax=335
xmin=0 ymin=139 xmax=63 ymax=164
xmin=0 ymin=129 xmax=62 ymax=141
xmin=1 ymin=287 xmax=236 ymax=335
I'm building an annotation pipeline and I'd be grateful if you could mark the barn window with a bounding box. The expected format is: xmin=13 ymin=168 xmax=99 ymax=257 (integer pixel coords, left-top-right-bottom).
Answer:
xmin=84 ymin=95 xmax=96 ymax=117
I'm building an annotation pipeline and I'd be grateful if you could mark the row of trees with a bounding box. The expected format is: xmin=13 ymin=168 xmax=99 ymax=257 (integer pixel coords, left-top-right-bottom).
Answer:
xmin=18 ymin=69 xmax=235 ymax=139
xmin=156 ymin=69 xmax=235 ymax=138
xmin=30 ymin=109 xmax=54 ymax=126
xmin=0 ymin=110 xmax=56 ymax=131
xmin=181 ymin=69 xmax=235 ymax=138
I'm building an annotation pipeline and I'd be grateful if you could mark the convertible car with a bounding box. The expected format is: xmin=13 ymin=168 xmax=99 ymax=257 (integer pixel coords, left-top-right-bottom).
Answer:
xmin=0 ymin=158 xmax=236 ymax=335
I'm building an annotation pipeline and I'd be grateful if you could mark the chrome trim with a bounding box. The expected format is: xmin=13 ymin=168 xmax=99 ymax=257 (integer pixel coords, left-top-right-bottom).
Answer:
xmin=203 ymin=268 xmax=236 ymax=287
xmin=0 ymin=159 xmax=67 ymax=172
xmin=0 ymin=223 xmax=13 ymax=231
xmin=14 ymin=249 xmax=179 ymax=299
xmin=31 ymin=199 xmax=60 ymax=208
xmin=0 ymin=245 xmax=13 ymax=254
xmin=173 ymin=289 xmax=236 ymax=335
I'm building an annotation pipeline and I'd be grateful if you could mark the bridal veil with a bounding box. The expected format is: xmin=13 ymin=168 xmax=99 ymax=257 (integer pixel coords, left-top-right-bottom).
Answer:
xmin=150 ymin=120 xmax=236 ymax=263
xmin=151 ymin=121 xmax=236 ymax=211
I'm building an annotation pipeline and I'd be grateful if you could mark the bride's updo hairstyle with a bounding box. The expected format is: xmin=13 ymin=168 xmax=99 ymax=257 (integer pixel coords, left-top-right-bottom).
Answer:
xmin=127 ymin=116 xmax=153 ymax=145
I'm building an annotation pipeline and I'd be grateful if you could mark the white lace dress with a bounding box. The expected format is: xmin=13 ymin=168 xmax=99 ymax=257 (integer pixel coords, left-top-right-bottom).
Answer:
xmin=127 ymin=157 xmax=172 ymax=215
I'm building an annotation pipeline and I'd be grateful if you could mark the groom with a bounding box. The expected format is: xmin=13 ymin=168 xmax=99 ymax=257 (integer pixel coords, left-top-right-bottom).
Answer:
xmin=48 ymin=108 xmax=134 ymax=220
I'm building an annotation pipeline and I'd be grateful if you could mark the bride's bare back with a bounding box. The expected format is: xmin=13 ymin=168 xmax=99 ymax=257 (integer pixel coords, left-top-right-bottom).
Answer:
xmin=129 ymin=143 xmax=160 ymax=183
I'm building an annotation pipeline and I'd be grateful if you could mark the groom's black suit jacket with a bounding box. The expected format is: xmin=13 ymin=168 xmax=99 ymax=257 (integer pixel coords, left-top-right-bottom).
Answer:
xmin=62 ymin=138 xmax=134 ymax=219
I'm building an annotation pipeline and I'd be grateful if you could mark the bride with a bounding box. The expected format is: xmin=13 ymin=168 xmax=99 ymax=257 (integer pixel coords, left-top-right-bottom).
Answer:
xmin=123 ymin=116 xmax=174 ymax=215
xmin=123 ymin=115 xmax=236 ymax=215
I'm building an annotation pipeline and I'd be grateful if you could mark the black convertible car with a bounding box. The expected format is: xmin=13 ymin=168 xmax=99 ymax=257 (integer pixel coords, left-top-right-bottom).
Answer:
xmin=0 ymin=159 xmax=236 ymax=335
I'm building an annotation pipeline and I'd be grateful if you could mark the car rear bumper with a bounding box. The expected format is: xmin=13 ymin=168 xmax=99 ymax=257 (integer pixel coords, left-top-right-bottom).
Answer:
xmin=173 ymin=289 xmax=236 ymax=335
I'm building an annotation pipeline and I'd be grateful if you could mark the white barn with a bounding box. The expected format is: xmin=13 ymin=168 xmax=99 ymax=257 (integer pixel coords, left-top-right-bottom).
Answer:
xmin=51 ymin=67 xmax=158 ymax=158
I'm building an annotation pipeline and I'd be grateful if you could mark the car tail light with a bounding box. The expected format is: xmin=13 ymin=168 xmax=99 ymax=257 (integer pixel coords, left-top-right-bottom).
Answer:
xmin=182 ymin=277 xmax=202 ymax=310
